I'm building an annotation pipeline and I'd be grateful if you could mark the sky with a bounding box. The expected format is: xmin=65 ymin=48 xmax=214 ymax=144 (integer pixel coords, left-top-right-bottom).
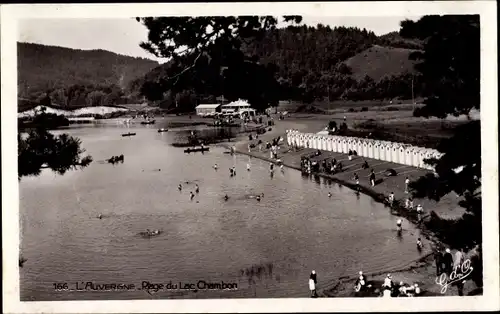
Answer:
xmin=18 ymin=16 xmax=420 ymax=64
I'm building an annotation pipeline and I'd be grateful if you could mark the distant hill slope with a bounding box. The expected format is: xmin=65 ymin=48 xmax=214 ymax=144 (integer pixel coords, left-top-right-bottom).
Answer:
xmin=343 ymin=45 xmax=420 ymax=81
xmin=120 ymin=26 xmax=427 ymax=108
xmin=18 ymin=42 xmax=159 ymax=98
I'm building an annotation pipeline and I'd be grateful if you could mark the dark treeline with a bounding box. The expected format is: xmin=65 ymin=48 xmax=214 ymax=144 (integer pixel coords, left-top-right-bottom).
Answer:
xmin=18 ymin=26 xmax=425 ymax=112
xmin=18 ymin=42 xmax=158 ymax=110
xmin=130 ymin=25 xmax=424 ymax=110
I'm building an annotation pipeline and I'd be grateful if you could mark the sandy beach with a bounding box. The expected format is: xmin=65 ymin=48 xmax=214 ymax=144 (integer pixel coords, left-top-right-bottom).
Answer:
xmin=219 ymin=114 xmax=478 ymax=297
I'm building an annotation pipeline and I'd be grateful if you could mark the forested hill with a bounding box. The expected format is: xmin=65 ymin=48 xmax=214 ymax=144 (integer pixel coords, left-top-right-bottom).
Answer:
xmin=131 ymin=25 xmax=424 ymax=109
xmin=18 ymin=42 xmax=158 ymax=110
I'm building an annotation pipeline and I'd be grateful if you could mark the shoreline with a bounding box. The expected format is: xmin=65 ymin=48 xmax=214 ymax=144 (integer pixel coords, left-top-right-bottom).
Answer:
xmin=215 ymin=126 xmax=473 ymax=297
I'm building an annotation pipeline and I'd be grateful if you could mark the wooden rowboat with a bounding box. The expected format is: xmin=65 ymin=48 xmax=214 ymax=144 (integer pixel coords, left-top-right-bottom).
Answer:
xmin=184 ymin=147 xmax=210 ymax=153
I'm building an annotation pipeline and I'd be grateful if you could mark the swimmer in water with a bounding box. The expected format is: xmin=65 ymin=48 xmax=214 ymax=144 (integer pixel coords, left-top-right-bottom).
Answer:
xmin=195 ymin=184 xmax=199 ymax=193
xmin=213 ymin=164 xmax=218 ymax=170
xmin=224 ymin=194 xmax=229 ymax=201
xmin=178 ymin=184 xmax=182 ymax=191
xmin=256 ymin=195 xmax=261 ymax=201
xmin=396 ymin=219 xmax=402 ymax=232
xmin=190 ymin=192 xmax=195 ymax=200
xmin=98 ymin=214 xmax=103 ymax=219
xmin=328 ymin=192 xmax=332 ymax=198
xmin=247 ymin=163 xmax=251 ymax=171
xmin=232 ymin=166 xmax=236 ymax=175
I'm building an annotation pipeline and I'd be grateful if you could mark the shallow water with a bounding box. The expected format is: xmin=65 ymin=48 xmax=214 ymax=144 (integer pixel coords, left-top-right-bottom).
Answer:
xmin=19 ymin=123 xmax=428 ymax=300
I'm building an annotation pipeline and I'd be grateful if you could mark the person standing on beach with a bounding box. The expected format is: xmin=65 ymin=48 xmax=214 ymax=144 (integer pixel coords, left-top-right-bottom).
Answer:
xmin=353 ymin=173 xmax=360 ymax=191
xmin=433 ymin=247 xmax=443 ymax=276
xmin=405 ymin=177 xmax=410 ymax=193
xmin=443 ymin=248 xmax=454 ymax=275
xmin=369 ymin=170 xmax=376 ymax=186
xmin=309 ymin=270 xmax=318 ymax=297
xmin=388 ymin=192 xmax=395 ymax=206
xmin=454 ymin=247 xmax=464 ymax=269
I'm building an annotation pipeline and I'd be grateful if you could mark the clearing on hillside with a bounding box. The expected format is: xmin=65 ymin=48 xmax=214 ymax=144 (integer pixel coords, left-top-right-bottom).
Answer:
xmin=344 ymin=45 xmax=419 ymax=82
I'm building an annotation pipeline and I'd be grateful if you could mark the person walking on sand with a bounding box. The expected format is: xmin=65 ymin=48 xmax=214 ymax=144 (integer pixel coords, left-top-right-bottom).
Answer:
xmin=405 ymin=177 xmax=410 ymax=193
xmin=443 ymin=248 xmax=454 ymax=275
xmin=433 ymin=246 xmax=443 ymax=276
xmin=369 ymin=170 xmax=376 ymax=186
xmin=309 ymin=270 xmax=318 ymax=297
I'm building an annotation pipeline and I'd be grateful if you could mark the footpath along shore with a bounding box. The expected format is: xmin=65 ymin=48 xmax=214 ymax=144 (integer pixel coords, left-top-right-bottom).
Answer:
xmin=217 ymin=117 xmax=473 ymax=297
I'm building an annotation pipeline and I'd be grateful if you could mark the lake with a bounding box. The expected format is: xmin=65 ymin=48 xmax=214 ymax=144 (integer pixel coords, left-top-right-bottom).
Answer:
xmin=19 ymin=122 xmax=428 ymax=300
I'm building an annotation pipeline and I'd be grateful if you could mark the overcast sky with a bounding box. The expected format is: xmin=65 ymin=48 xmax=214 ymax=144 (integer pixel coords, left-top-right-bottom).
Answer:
xmin=18 ymin=16 xmax=420 ymax=64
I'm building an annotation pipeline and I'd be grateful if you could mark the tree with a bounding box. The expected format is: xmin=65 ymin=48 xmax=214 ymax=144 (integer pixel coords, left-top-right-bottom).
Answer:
xmin=328 ymin=120 xmax=337 ymax=131
xmin=136 ymin=16 xmax=302 ymax=108
xmin=18 ymin=127 xmax=93 ymax=180
xmin=401 ymin=15 xmax=481 ymax=249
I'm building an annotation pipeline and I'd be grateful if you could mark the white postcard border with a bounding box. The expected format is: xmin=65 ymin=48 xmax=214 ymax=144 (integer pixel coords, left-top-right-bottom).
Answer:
xmin=2 ymin=1 xmax=498 ymax=313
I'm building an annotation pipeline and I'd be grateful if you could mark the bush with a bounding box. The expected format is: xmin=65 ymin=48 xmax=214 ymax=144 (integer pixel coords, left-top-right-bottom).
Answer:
xmin=328 ymin=120 xmax=337 ymax=130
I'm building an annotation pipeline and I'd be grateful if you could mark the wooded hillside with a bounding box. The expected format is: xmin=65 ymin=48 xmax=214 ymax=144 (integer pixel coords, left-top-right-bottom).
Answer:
xmin=18 ymin=42 xmax=158 ymax=110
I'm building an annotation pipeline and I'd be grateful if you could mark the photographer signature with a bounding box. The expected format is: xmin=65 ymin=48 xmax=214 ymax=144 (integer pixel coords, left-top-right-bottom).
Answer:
xmin=435 ymin=259 xmax=474 ymax=294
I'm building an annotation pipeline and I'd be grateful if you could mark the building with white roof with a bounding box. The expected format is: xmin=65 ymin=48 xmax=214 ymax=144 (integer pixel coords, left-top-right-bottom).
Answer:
xmin=222 ymin=99 xmax=251 ymax=114
xmin=195 ymin=104 xmax=222 ymax=116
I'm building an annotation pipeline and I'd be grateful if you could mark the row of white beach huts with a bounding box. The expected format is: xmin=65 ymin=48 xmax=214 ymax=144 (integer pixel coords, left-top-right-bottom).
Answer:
xmin=285 ymin=130 xmax=443 ymax=170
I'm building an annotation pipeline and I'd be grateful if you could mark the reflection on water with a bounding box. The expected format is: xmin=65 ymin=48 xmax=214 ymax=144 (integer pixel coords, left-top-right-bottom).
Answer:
xmin=19 ymin=125 xmax=428 ymax=300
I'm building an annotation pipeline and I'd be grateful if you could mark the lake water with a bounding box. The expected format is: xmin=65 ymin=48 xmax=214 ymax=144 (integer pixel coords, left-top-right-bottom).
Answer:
xmin=19 ymin=122 xmax=428 ymax=300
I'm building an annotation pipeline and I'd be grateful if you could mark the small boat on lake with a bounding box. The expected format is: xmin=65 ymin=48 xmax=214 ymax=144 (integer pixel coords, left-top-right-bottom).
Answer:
xmin=157 ymin=128 xmax=168 ymax=133
xmin=184 ymin=147 xmax=210 ymax=153
xmin=141 ymin=120 xmax=156 ymax=125
xmin=122 ymin=132 xmax=136 ymax=137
